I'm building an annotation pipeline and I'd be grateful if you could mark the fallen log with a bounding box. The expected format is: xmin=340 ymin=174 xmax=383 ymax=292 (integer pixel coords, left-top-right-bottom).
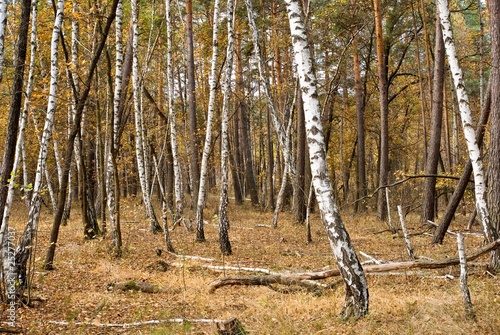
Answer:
xmin=208 ymin=238 xmax=500 ymax=292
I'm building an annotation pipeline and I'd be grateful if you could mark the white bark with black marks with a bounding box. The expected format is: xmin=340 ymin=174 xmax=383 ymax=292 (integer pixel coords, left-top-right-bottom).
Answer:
xmin=284 ymin=0 xmax=368 ymax=318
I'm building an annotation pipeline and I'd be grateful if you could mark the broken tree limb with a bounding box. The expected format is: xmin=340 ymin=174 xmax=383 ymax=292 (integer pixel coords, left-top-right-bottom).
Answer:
xmin=49 ymin=318 xmax=234 ymax=328
xmin=208 ymin=274 xmax=329 ymax=294
xmin=398 ymin=205 xmax=415 ymax=260
xmin=457 ymin=234 xmax=475 ymax=320
xmin=208 ymin=238 xmax=500 ymax=292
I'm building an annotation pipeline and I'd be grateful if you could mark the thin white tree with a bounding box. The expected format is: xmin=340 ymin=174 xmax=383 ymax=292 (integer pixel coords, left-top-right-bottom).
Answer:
xmin=195 ymin=0 xmax=221 ymax=242
xmin=284 ymin=0 xmax=369 ymax=318
xmin=437 ymin=0 xmax=496 ymax=242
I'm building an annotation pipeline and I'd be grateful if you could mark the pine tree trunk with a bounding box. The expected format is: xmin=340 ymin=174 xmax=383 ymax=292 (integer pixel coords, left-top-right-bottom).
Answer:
xmin=374 ymin=0 xmax=389 ymax=221
xmin=422 ymin=10 xmax=445 ymax=223
xmin=0 ymin=0 xmax=7 ymax=82
xmin=285 ymin=0 xmax=368 ymax=318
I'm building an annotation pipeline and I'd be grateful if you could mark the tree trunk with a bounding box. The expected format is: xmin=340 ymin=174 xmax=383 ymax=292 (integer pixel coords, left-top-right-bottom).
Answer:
xmin=131 ymin=0 xmax=162 ymax=234
xmin=195 ymin=0 xmax=221 ymax=242
xmin=285 ymin=0 xmax=369 ymax=318
xmin=421 ymin=10 xmax=445 ymax=223
xmin=437 ymin=0 xmax=497 ymax=244
xmin=16 ymin=0 xmax=64 ymax=290
xmin=0 ymin=0 xmax=7 ymax=82
xmin=486 ymin=0 xmax=500 ymax=271
xmin=44 ymin=0 xmax=120 ymax=269
xmin=0 ymin=0 xmax=31 ymax=229
xmin=165 ymin=0 xmax=184 ymax=220
xmin=185 ymin=0 xmax=200 ymax=209
xmin=218 ymin=0 xmax=236 ymax=256
xmin=295 ymin=85 xmax=306 ymax=223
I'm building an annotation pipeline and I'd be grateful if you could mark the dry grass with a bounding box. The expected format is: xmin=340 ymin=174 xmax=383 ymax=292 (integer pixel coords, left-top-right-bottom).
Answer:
xmin=1 ymin=198 xmax=499 ymax=334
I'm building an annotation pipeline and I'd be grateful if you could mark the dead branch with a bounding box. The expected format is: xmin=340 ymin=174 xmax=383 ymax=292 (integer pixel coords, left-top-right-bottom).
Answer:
xmin=208 ymin=275 xmax=329 ymax=294
xmin=108 ymin=280 xmax=172 ymax=293
xmin=208 ymin=238 xmax=500 ymax=292
xmin=49 ymin=318 xmax=234 ymax=328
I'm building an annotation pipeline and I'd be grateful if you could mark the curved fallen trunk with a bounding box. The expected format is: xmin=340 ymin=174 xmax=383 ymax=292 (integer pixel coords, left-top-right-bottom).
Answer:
xmin=208 ymin=238 xmax=500 ymax=292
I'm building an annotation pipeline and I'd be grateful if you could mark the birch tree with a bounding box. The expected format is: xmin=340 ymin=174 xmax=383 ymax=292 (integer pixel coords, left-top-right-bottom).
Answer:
xmin=218 ymin=0 xmax=236 ymax=256
xmin=107 ymin=0 xmax=124 ymax=254
xmin=131 ymin=0 xmax=162 ymax=234
xmin=284 ymin=0 xmax=368 ymax=318
xmin=436 ymin=0 xmax=497 ymax=244
xmin=165 ymin=0 xmax=184 ymax=220
xmin=195 ymin=0 xmax=221 ymax=242
xmin=16 ymin=0 xmax=65 ymax=290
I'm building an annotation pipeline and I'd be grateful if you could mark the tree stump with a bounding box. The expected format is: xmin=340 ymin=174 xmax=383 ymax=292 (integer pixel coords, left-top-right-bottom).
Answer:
xmin=216 ymin=317 xmax=247 ymax=335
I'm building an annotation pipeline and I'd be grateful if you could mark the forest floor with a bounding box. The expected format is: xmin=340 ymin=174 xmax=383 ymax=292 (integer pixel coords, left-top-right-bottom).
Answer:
xmin=1 ymin=197 xmax=499 ymax=334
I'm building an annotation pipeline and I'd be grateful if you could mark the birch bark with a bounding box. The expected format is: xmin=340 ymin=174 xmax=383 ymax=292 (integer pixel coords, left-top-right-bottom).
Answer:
xmin=131 ymin=0 xmax=162 ymax=234
xmin=284 ymin=0 xmax=369 ymax=318
xmin=218 ymin=0 xmax=236 ymax=256
xmin=165 ymin=0 xmax=184 ymax=219
xmin=16 ymin=0 xmax=65 ymax=290
xmin=437 ymin=0 xmax=496 ymax=242
xmin=195 ymin=0 xmax=221 ymax=242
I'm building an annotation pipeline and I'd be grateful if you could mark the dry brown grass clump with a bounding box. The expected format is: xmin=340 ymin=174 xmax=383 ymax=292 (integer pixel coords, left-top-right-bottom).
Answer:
xmin=1 ymin=198 xmax=499 ymax=334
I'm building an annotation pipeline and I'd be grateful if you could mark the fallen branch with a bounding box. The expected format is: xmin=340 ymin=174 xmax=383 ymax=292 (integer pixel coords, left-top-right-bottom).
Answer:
xmin=49 ymin=318 xmax=232 ymax=328
xmin=208 ymin=275 xmax=330 ymax=294
xmin=208 ymin=238 xmax=500 ymax=292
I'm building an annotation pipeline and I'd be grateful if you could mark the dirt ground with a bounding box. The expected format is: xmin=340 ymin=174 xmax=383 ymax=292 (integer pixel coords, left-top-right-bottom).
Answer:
xmin=1 ymin=198 xmax=499 ymax=334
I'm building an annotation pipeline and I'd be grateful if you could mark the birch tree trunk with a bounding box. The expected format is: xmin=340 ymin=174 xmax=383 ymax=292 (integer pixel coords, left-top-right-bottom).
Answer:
xmin=106 ymin=0 xmax=124 ymax=255
xmin=195 ymin=0 xmax=221 ymax=242
xmin=437 ymin=0 xmax=497 ymax=243
xmin=44 ymin=0 xmax=120 ymax=269
xmin=131 ymin=0 xmax=162 ymax=234
xmin=16 ymin=0 xmax=65 ymax=291
xmin=165 ymin=0 xmax=184 ymax=220
xmin=218 ymin=0 xmax=235 ymax=256
xmin=284 ymin=0 xmax=368 ymax=318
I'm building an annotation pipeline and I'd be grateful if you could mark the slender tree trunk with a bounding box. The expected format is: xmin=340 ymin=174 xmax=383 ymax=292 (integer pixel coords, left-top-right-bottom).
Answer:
xmin=421 ymin=10 xmax=445 ymax=223
xmin=295 ymin=87 xmax=306 ymax=223
xmin=131 ymin=0 xmax=162 ymax=234
xmin=16 ymin=0 xmax=64 ymax=289
xmin=437 ymin=0 xmax=497 ymax=243
xmin=374 ymin=0 xmax=389 ymax=221
xmin=284 ymin=0 xmax=368 ymax=318
xmin=353 ymin=28 xmax=367 ymax=212
xmin=185 ymin=0 xmax=200 ymax=209
xmin=0 ymin=0 xmax=31 ymax=228
xmin=44 ymin=0 xmax=120 ymax=269
xmin=165 ymin=0 xmax=184 ymax=220
xmin=218 ymin=0 xmax=236 ymax=256
xmin=195 ymin=0 xmax=221 ymax=242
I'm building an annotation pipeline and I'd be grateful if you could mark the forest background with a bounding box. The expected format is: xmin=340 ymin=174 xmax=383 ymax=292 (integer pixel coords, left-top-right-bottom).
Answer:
xmin=0 ymin=0 xmax=499 ymax=333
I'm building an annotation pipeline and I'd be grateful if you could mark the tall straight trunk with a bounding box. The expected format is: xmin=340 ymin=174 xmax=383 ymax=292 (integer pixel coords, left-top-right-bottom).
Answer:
xmin=185 ymin=0 xmax=200 ymax=208
xmin=284 ymin=0 xmax=368 ymax=318
xmin=486 ymin=0 xmax=500 ymax=271
xmin=295 ymin=87 xmax=306 ymax=223
xmin=131 ymin=0 xmax=162 ymax=234
xmin=0 ymin=0 xmax=31 ymax=228
xmin=195 ymin=0 xmax=221 ymax=242
xmin=353 ymin=30 xmax=367 ymax=212
xmin=231 ymin=36 xmax=244 ymax=205
xmin=44 ymin=0 xmax=120 ymax=269
xmin=266 ymin=108 xmax=275 ymax=210
xmin=437 ymin=0 xmax=497 ymax=243
xmin=106 ymin=0 xmax=124 ymax=255
xmin=218 ymin=0 xmax=236 ymax=256
xmin=421 ymin=10 xmax=445 ymax=222
xmin=165 ymin=0 xmax=183 ymax=219
xmin=374 ymin=0 xmax=389 ymax=221
xmin=16 ymin=0 xmax=64 ymax=290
